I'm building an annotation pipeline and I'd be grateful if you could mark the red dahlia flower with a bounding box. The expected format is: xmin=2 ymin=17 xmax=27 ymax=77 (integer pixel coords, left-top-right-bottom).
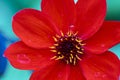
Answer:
xmin=5 ymin=0 xmax=120 ymax=80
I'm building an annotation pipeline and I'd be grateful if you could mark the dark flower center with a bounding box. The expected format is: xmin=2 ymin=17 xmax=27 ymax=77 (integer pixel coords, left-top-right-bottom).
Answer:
xmin=50 ymin=31 xmax=85 ymax=65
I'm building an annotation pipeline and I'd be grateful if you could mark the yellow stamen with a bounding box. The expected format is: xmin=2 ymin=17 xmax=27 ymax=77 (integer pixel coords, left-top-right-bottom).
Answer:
xmin=60 ymin=38 xmax=63 ymax=41
xmin=51 ymin=56 xmax=57 ymax=59
xmin=77 ymin=50 xmax=83 ymax=54
xmin=71 ymin=38 xmax=74 ymax=41
xmin=56 ymin=34 xmax=60 ymax=38
xmin=67 ymin=31 xmax=72 ymax=36
xmin=74 ymin=31 xmax=78 ymax=36
xmin=75 ymin=38 xmax=82 ymax=43
xmin=60 ymin=31 xmax=64 ymax=36
xmin=70 ymin=54 xmax=73 ymax=59
xmin=70 ymin=50 xmax=73 ymax=53
xmin=66 ymin=60 xmax=69 ymax=64
xmin=65 ymin=38 xmax=68 ymax=40
xmin=81 ymin=49 xmax=84 ymax=51
xmin=76 ymin=55 xmax=82 ymax=61
xmin=53 ymin=36 xmax=57 ymax=42
xmin=57 ymin=52 xmax=61 ymax=54
xmin=54 ymin=44 xmax=58 ymax=46
xmin=49 ymin=46 xmax=55 ymax=49
xmin=50 ymin=50 xmax=57 ymax=52
xmin=69 ymin=57 xmax=72 ymax=63
xmin=80 ymin=43 xmax=86 ymax=46
xmin=73 ymin=58 xmax=76 ymax=65
xmin=76 ymin=45 xmax=80 ymax=49
xmin=55 ymin=55 xmax=64 ymax=60
xmin=50 ymin=31 xmax=84 ymax=65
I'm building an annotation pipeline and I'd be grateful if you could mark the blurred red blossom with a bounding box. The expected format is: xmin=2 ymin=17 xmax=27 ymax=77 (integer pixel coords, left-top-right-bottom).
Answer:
xmin=5 ymin=0 xmax=120 ymax=80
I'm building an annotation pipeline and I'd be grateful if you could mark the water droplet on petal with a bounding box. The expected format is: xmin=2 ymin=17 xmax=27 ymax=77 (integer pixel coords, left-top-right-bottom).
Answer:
xmin=69 ymin=25 xmax=75 ymax=28
xmin=95 ymin=72 xmax=107 ymax=78
xmin=28 ymin=40 xmax=32 ymax=43
xmin=17 ymin=54 xmax=31 ymax=64
xmin=101 ymin=44 xmax=106 ymax=48
xmin=102 ymin=74 xmax=107 ymax=78
xmin=95 ymin=72 xmax=101 ymax=77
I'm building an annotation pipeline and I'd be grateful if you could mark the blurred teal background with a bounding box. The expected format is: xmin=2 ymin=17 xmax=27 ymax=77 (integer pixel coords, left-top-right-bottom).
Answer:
xmin=0 ymin=0 xmax=120 ymax=80
xmin=0 ymin=0 xmax=41 ymax=80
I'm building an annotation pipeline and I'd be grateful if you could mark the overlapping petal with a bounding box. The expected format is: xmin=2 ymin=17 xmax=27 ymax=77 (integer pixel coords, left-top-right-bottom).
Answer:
xmin=80 ymin=51 xmax=120 ymax=80
xmin=30 ymin=62 xmax=69 ymax=80
xmin=12 ymin=9 xmax=58 ymax=48
xmin=68 ymin=64 xmax=86 ymax=80
xmin=41 ymin=0 xmax=76 ymax=33
xmin=75 ymin=0 xmax=106 ymax=40
xmin=84 ymin=21 xmax=120 ymax=54
xmin=5 ymin=41 xmax=54 ymax=70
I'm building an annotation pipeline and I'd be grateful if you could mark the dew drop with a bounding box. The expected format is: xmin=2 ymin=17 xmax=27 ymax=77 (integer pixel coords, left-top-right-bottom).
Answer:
xmin=102 ymin=74 xmax=107 ymax=78
xmin=94 ymin=72 xmax=107 ymax=78
xmin=69 ymin=25 xmax=75 ymax=28
xmin=101 ymin=44 xmax=105 ymax=47
xmin=95 ymin=72 xmax=101 ymax=77
xmin=17 ymin=54 xmax=31 ymax=64
xmin=28 ymin=40 xmax=32 ymax=43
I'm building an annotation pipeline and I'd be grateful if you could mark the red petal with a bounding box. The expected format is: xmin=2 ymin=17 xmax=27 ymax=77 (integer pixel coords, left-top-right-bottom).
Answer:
xmin=84 ymin=21 xmax=120 ymax=54
xmin=12 ymin=9 xmax=58 ymax=48
xmin=41 ymin=0 xmax=76 ymax=33
xmin=68 ymin=64 xmax=86 ymax=80
xmin=75 ymin=0 xmax=106 ymax=40
xmin=30 ymin=62 xmax=70 ymax=80
xmin=80 ymin=51 xmax=120 ymax=80
xmin=5 ymin=41 xmax=55 ymax=70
